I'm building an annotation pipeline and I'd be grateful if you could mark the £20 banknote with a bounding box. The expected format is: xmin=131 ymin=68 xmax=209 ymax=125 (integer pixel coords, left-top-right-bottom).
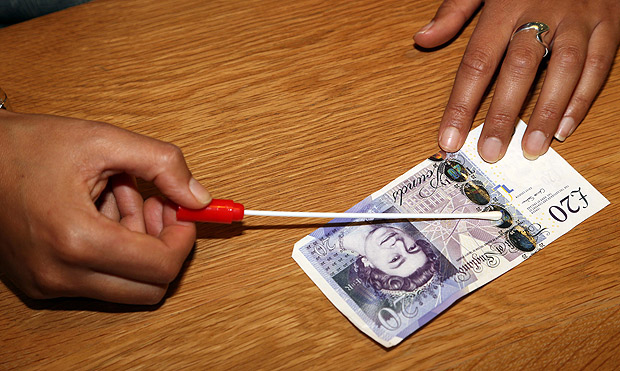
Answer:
xmin=292 ymin=121 xmax=609 ymax=347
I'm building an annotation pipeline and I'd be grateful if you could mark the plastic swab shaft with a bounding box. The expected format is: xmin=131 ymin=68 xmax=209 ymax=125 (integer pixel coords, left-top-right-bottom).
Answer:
xmin=176 ymin=199 xmax=504 ymax=224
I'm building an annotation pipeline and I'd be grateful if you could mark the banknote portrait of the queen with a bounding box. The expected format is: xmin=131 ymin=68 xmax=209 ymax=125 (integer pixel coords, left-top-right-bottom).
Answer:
xmin=336 ymin=222 xmax=456 ymax=296
xmin=341 ymin=224 xmax=438 ymax=292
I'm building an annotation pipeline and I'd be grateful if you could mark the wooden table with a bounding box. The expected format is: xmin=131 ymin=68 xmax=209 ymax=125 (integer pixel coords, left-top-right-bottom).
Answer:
xmin=1 ymin=0 xmax=619 ymax=369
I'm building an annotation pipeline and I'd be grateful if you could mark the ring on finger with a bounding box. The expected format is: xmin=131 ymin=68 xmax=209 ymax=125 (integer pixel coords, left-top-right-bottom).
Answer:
xmin=511 ymin=22 xmax=551 ymax=58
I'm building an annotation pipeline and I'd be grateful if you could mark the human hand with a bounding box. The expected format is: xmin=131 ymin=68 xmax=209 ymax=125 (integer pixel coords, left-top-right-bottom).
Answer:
xmin=0 ymin=110 xmax=211 ymax=304
xmin=414 ymin=0 xmax=620 ymax=162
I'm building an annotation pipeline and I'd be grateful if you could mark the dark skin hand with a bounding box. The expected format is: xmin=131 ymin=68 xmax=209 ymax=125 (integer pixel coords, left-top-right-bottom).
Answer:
xmin=414 ymin=0 xmax=620 ymax=162
xmin=0 ymin=110 xmax=211 ymax=304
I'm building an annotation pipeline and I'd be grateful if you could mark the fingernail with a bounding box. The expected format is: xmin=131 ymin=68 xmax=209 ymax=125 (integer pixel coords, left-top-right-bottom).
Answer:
xmin=554 ymin=117 xmax=575 ymax=142
xmin=189 ymin=178 xmax=212 ymax=205
xmin=523 ymin=130 xmax=548 ymax=161
xmin=479 ymin=137 xmax=503 ymax=163
xmin=439 ymin=126 xmax=461 ymax=152
xmin=416 ymin=20 xmax=434 ymax=36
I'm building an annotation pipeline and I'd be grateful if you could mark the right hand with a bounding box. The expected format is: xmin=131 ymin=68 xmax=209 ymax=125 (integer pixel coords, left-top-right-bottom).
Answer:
xmin=0 ymin=110 xmax=211 ymax=304
xmin=414 ymin=0 xmax=620 ymax=162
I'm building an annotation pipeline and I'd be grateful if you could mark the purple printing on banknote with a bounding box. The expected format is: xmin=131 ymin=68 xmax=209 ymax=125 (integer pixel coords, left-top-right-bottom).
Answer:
xmin=292 ymin=121 xmax=609 ymax=347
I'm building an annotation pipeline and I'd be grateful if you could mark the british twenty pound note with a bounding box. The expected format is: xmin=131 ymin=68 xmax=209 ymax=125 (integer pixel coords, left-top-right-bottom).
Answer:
xmin=292 ymin=120 xmax=609 ymax=347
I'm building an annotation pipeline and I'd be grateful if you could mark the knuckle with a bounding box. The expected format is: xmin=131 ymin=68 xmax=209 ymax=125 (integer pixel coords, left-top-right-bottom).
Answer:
xmin=585 ymin=53 xmax=612 ymax=74
xmin=445 ymin=101 xmax=473 ymax=122
xmin=536 ymin=103 xmax=563 ymax=122
xmin=506 ymin=45 xmax=540 ymax=73
xmin=158 ymin=143 xmax=185 ymax=167
xmin=569 ymin=93 xmax=590 ymax=109
xmin=460 ymin=48 xmax=496 ymax=78
xmin=486 ymin=111 xmax=516 ymax=132
xmin=554 ymin=44 xmax=583 ymax=69
xmin=158 ymin=260 xmax=183 ymax=283
xmin=81 ymin=121 xmax=112 ymax=145
xmin=140 ymin=287 xmax=168 ymax=305
xmin=24 ymin=289 xmax=49 ymax=300
xmin=440 ymin=0 xmax=459 ymax=10
xmin=30 ymin=265 xmax=67 ymax=297
xmin=440 ymin=1 xmax=469 ymax=24
xmin=52 ymin=226 xmax=90 ymax=265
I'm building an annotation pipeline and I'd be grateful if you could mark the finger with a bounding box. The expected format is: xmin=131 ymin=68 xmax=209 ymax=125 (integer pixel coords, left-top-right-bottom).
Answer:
xmin=59 ymin=211 xmax=196 ymax=285
xmin=439 ymin=14 xmax=513 ymax=152
xmin=110 ymin=174 xmax=146 ymax=233
xmin=16 ymin=251 xmax=168 ymax=305
xmin=31 ymin=266 xmax=170 ymax=305
xmin=144 ymin=196 xmax=165 ymax=237
xmin=479 ymin=21 xmax=553 ymax=162
xmin=554 ymin=23 xmax=619 ymax=142
xmin=96 ymin=187 xmax=121 ymax=221
xmin=163 ymin=199 xmax=186 ymax=227
xmin=143 ymin=197 xmax=194 ymax=237
xmin=63 ymin=270 xmax=168 ymax=305
xmin=414 ymin=0 xmax=483 ymax=47
xmin=80 ymin=272 xmax=169 ymax=305
xmin=92 ymin=124 xmax=211 ymax=209
xmin=523 ymin=22 xmax=589 ymax=159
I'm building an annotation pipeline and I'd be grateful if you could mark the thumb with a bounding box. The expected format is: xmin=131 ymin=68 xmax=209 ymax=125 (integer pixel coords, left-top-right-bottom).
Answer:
xmin=94 ymin=124 xmax=211 ymax=209
xmin=414 ymin=0 xmax=482 ymax=48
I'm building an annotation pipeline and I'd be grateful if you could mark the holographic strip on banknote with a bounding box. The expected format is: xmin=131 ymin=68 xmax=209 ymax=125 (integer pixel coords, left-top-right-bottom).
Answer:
xmin=293 ymin=120 xmax=609 ymax=347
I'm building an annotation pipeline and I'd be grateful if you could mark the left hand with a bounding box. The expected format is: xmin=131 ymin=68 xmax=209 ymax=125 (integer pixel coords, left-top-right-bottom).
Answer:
xmin=0 ymin=110 xmax=211 ymax=304
xmin=414 ymin=0 xmax=620 ymax=162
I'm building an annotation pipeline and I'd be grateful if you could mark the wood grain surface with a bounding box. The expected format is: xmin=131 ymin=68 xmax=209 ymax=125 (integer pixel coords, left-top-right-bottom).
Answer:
xmin=1 ymin=0 xmax=619 ymax=369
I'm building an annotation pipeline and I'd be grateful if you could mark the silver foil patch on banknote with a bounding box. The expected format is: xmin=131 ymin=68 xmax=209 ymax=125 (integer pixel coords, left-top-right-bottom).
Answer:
xmin=293 ymin=120 xmax=609 ymax=347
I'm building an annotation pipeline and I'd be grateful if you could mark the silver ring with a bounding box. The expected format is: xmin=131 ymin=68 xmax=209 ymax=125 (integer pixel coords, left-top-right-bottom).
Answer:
xmin=511 ymin=21 xmax=550 ymax=58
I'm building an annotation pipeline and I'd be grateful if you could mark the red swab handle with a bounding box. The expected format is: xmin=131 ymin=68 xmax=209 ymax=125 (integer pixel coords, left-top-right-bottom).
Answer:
xmin=176 ymin=199 xmax=245 ymax=224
